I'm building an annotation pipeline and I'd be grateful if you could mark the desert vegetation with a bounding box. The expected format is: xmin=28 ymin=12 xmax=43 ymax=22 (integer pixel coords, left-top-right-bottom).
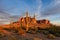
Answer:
xmin=0 ymin=24 xmax=60 ymax=40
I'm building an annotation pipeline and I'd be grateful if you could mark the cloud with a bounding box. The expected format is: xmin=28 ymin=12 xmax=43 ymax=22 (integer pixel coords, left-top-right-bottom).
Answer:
xmin=34 ymin=0 xmax=57 ymax=19
xmin=0 ymin=11 xmax=10 ymax=19
xmin=51 ymin=20 xmax=60 ymax=26
xmin=0 ymin=10 xmax=20 ymax=25
xmin=41 ymin=0 xmax=60 ymax=16
xmin=0 ymin=0 xmax=60 ymax=25
xmin=55 ymin=0 xmax=60 ymax=5
xmin=9 ymin=15 xmax=20 ymax=22
xmin=38 ymin=0 xmax=60 ymax=20
xmin=37 ymin=0 xmax=60 ymax=25
xmin=34 ymin=0 xmax=42 ymax=19
xmin=41 ymin=4 xmax=60 ymax=16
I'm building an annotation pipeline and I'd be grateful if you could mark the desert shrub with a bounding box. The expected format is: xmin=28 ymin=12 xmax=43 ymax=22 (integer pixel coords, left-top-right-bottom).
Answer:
xmin=18 ymin=29 xmax=26 ymax=36
xmin=48 ymin=25 xmax=60 ymax=37
xmin=26 ymin=30 xmax=31 ymax=33
xmin=26 ymin=27 xmax=38 ymax=34
xmin=10 ymin=27 xmax=20 ymax=33
xmin=0 ymin=31 xmax=5 ymax=38
xmin=31 ymin=30 xmax=37 ymax=34
xmin=54 ymin=33 xmax=60 ymax=37
xmin=32 ymin=37 xmax=42 ymax=40
xmin=7 ymin=35 xmax=17 ymax=40
xmin=4 ymin=28 xmax=11 ymax=31
xmin=40 ymin=30 xmax=46 ymax=33
xmin=27 ymin=29 xmax=37 ymax=34
xmin=47 ymin=34 xmax=56 ymax=39
xmin=42 ymin=30 xmax=50 ymax=35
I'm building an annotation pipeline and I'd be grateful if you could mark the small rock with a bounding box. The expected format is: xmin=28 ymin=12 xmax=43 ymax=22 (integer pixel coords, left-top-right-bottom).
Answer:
xmin=33 ymin=37 xmax=42 ymax=40
xmin=47 ymin=34 xmax=56 ymax=39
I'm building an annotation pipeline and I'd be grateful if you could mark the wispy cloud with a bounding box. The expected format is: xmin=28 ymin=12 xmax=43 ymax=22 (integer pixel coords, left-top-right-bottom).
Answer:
xmin=40 ymin=0 xmax=60 ymax=18
xmin=34 ymin=0 xmax=42 ymax=19
xmin=39 ymin=0 xmax=60 ymax=25
xmin=55 ymin=0 xmax=60 ymax=5
xmin=0 ymin=10 xmax=19 ymax=25
xmin=41 ymin=4 xmax=60 ymax=16
xmin=0 ymin=0 xmax=60 ymax=25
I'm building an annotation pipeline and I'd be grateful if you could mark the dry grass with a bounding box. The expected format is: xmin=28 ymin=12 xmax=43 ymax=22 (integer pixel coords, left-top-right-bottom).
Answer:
xmin=47 ymin=34 xmax=56 ymax=39
xmin=18 ymin=29 xmax=26 ymax=36
xmin=32 ymin=37 xmax=42 ymax=40
xmin=0 ymin=31 xmax=5 ymax=38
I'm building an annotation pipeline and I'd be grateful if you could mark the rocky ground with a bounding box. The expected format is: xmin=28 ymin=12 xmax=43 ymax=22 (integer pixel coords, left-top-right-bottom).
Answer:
xmin=0 ymin=28 xmax=60 ymax=40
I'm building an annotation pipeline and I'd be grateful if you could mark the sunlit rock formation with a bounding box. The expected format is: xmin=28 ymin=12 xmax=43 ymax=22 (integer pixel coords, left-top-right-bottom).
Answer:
xmin=10 ymin=11 xmax=50 ymax=31
xmin=1 ymin=11 xmax=51 ymax=31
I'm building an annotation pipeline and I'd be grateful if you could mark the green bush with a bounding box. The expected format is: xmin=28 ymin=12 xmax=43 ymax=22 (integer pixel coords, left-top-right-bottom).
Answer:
xmin=42 ymin=30 xmax=50 ymax=35
xmin=48 ymin=25 xmax=60 ymax=37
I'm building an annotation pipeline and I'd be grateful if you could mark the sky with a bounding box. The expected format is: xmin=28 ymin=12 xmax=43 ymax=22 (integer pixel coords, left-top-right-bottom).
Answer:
xmin=0 ymin=0 xmax=60 ymax=25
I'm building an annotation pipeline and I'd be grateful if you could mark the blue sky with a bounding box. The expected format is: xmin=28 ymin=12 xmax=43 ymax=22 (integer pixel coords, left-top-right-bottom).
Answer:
xmin=0 ymin=0 xmax=60 ymax=25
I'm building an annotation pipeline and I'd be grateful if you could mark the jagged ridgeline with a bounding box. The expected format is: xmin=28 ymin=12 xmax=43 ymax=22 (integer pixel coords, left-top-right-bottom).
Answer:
xmin=9 ymin=11 xmax=51 ymax=32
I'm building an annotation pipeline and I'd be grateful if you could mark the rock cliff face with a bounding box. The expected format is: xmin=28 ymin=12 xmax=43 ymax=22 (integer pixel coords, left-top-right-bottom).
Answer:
xmin=1 ymin=12 xmax=51 ymax=30
xmin=10 ymin=12 xmax=51 ymax=30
